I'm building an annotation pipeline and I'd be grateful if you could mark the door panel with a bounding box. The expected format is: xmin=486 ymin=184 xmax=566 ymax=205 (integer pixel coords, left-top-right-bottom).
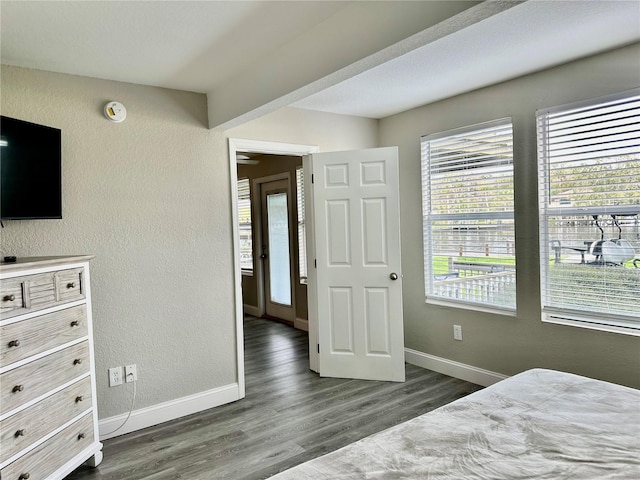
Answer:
xmin=329 ymin=287 xmax=354 ymax=353
xmin=362 ymin=198 xmax=388 ymax=265
xmin=326 ymin=200 xmax=351 ymax=265
xmin=309 ymin=147 xmax=404 ymax=382
xmin=260 ymin=179 xmax=295 ymax=322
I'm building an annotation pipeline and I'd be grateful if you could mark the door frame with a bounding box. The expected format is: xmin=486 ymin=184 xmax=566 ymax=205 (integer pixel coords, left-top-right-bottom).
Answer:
xmin=228 ymin=138 xmax=319 ymax=398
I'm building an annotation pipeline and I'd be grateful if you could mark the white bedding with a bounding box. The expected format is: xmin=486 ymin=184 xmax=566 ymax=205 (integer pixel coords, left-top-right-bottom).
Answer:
xmin=270 ymin=369 xmax=640 ymax=479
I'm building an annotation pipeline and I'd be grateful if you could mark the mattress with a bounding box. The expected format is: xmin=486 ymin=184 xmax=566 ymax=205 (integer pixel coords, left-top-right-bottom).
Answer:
xmin=269 ymin=368 xmax=640 ymax=479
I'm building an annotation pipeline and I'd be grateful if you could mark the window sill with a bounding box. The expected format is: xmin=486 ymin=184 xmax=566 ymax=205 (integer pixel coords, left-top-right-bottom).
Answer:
xmin=542 ymin=312 xmax=640 ymax=337
xmin=426 ymin=297 xmax=517 ymax=317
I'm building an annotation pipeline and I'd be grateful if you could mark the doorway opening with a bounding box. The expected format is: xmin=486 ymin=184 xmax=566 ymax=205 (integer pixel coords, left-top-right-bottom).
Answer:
xmin=228 ymin=139 xmax=319 ymax=398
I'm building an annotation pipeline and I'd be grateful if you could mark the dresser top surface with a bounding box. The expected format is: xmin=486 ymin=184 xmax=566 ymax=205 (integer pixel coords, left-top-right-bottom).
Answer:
xmin=0 ymin=256 xmax=94 ymax=274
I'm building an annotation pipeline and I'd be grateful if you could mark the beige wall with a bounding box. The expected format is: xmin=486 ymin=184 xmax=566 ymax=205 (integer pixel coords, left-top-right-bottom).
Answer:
xmin=1 ymin=66 xmax=236 ymax=418
xmin=227 ymin=107 xmax=379 ymax=152
xmin=379 ymin=43 xmax=640 ymax=388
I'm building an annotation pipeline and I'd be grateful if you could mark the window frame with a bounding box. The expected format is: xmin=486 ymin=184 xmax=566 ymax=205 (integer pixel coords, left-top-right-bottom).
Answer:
xmin=237 ymin=177 xmax=254 ymax=276
xmin=537 ymin=89 xmax=640 ymax=336
xmin=421 ymin=118 xmax=517 ymax=315
xmin=295 ymin=167 xmax=307 ymax=284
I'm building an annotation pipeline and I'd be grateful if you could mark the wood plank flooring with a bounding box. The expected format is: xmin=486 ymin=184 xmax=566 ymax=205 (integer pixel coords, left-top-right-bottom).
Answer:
xmin=67 ymin=316 xmax=482 ymax=480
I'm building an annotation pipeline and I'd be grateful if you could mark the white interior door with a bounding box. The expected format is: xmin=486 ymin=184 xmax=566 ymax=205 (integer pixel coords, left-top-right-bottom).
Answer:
xmin=306 ymin=147 xmax=405 ymax=382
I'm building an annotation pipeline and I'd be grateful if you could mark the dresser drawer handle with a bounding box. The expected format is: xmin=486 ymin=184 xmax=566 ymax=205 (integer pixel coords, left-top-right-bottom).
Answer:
xmin=15 ymin=429 xmax=26 ymax=437
xmin=67 ymin=282 xmax=76 ymax=289
xmin=78 ymin=432 xmax=86 ymax=440
xmin=70 ymin=320 xmax=80 ymax=327
xmin=74 ymin=358 xmax=83 ymax=365
xmin=19 ymin=474 xmax=30 ymax=480
xmin=12 ymin=384 xmax=24 ymax=393
xmin=75 ymin=395 xmax=84 ymax=403
xmin=3 ymin=294 xmax=15 ymax=302
xmin=8 ymin=339 xmax=21 ymax=347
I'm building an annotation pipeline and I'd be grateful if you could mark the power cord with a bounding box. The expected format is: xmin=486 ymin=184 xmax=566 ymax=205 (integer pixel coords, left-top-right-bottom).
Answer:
xmin=101 ymin=372 xmax=137 ymax=437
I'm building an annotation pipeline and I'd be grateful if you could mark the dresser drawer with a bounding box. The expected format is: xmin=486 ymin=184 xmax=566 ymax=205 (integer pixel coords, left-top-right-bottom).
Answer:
xmin=0 ymin=305 xmax=88 ymax=368
xmin=0 ymin=377 xmax=92 ymax=464
xmin=0 ymin=268 xmax=85 ymax=320
xmin=55 ymin=268 xmax=85 ymax=305
xmin=1 ymin=413 xmax=94 ymax=480
xmin=0 ymin=342 xmax=90 ymax=416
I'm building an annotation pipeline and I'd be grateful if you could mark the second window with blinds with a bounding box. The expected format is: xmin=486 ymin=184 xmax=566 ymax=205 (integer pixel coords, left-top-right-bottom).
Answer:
xmin=421 ymin=118 xmax=516 ymax=313
xmin=537 ymin=90 xmax=640 ymax=333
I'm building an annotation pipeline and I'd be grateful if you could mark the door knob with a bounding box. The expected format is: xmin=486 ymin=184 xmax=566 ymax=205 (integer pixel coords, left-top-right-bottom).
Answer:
xmin=260 ymin=253 xmax=268 ymax=259
xmin=389 ymin=272 xmax=398 ymax=280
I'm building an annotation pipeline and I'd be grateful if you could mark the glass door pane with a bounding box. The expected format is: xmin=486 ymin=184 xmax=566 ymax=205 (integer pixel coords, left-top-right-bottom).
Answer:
xmin=267 ymin=192 xmax=292 ymax=305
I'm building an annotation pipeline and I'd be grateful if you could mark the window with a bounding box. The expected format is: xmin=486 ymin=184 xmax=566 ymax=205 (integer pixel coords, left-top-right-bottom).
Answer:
xmin=237 ymin=178 xmax=253 ymax=274
xmin=421 ymin=119 xmax=516 ymax=312
xmin=537 ymin=90 xmax=640 ymax=333
xmin=296 ymin=167 xmax=307 ymax=283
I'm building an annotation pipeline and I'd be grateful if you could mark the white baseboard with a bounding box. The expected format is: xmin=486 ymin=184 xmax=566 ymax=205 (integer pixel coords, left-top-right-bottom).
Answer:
xmin=243 ymin=304 xmax=261 ymax=317
xmin=99 ymin=383 xmax=241 ymax=440
xmin=294 ymin=317 xmax=308 ymax=331
xmin=405 ymin=349 xmax=508 ymax=387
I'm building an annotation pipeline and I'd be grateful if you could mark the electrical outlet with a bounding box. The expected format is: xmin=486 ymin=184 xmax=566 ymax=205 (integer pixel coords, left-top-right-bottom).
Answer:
xmin=125 ymin=364 xmax=137 ymax=382
xmin=109 ymin=366 xmax=123 ymax=387
xmin=453 ymin=324 xmax=463 ymax=341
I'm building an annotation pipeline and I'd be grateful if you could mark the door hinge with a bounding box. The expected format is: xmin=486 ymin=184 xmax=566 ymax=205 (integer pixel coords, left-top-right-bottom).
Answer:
xmin=317 ymin=344 xmax=320 ymax=354
xmin=311 ymin=174 xmax=315 ymax=184
xmin=314 ymin=259 xmax=317 ymax=268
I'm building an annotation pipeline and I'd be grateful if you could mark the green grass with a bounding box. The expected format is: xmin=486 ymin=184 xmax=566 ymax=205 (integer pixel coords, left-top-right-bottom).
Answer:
xmin=432 ymin=255 xmax=515 ymax=274
xmin=549 ymin=264 xmax=639 ymax=316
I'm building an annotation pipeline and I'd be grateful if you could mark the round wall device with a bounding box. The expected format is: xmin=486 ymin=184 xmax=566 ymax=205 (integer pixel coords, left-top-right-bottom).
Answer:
xmin=104 ymin=101 xmax=127 ymax=123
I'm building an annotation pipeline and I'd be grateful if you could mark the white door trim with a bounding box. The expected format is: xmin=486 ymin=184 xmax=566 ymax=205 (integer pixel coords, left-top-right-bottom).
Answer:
xmin=228 ymin=138 xmax=319 ymax=398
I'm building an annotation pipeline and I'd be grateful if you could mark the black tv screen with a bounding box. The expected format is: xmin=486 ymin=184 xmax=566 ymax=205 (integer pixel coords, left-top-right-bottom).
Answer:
xmin=1 ymin=116 xmax=62 ymax=219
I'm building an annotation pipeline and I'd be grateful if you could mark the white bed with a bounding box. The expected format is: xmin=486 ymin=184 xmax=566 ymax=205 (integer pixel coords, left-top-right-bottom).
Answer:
xmin=270 ymin=369 xmax=640 ymax=479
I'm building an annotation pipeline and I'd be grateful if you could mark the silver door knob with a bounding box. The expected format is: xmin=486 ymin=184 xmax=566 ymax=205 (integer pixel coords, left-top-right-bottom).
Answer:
xmin=389 ymin=272 xmax=398 ymax=280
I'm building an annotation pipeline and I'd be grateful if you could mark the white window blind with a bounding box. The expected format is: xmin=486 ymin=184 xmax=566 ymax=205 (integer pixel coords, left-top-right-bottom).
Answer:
xmin=237 ymin=178 xmax=253 ymax=273
xmin=421 ymin=119 xmax=516 ymax=311
xmin=537 ymin=90 xmax=640 ymax=332
xmin=296 ymin=167 xmax=307 ymax=283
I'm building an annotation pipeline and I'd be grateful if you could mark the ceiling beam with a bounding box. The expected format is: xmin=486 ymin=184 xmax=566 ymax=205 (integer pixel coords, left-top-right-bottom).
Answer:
xmin=208 ymin=0 xmax=523 ymax=130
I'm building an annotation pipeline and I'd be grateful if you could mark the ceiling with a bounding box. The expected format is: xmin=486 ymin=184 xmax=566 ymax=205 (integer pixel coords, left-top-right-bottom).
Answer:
xmin=293 ymin=0 xmax=640 ymax=118
xmin=1 ymin=1 xmax=639 ymax=126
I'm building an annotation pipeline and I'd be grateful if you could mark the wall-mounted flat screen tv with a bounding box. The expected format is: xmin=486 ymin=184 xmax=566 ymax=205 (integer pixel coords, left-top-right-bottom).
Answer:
xmin=1 ymin=116 xmax=62 ymax=219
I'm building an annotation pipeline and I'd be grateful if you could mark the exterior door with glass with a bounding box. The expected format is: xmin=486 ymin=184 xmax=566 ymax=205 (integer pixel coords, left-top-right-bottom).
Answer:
xmin=260 ymin=179 xmax=296 ymax=322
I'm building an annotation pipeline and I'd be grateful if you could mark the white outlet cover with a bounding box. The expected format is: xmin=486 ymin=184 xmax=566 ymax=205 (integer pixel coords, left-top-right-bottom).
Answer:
xmin=109 ymin=366 xmax=123 ymax=386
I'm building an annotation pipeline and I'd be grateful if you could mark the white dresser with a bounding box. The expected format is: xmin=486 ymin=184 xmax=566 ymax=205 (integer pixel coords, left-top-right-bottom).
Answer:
xmin=0 ymin=256 xmax=102 ymax=480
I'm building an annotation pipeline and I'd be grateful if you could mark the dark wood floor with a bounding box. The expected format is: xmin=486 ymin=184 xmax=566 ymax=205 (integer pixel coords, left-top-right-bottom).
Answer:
xmin=67 ymin=316 xmax=481 ymax=479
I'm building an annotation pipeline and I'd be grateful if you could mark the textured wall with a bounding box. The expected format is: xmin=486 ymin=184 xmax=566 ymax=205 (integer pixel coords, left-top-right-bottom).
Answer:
xmin=379 ymin=44 xmax=640 ymax=388
xmin=1 ymin=66 xmax=236 ymax=417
